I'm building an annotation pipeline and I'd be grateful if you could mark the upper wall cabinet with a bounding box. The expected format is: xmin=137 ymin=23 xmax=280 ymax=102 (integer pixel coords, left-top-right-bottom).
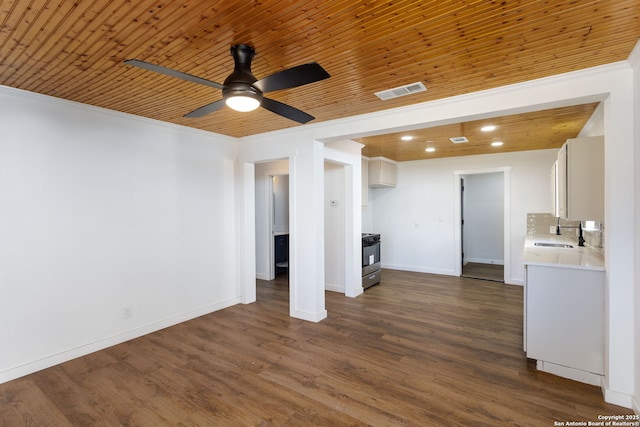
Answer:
xmin=550 ymin=160 xmax=558 ymax=216
xmin=556 ymin=136 xmax=604 ymax=221
xmin=368 ymin=157 xmax=397 ymax=188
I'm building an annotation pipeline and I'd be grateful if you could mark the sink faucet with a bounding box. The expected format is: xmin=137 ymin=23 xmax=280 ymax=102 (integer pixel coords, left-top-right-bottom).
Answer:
xmin=556 ymin=220 xmax=585 ymax=247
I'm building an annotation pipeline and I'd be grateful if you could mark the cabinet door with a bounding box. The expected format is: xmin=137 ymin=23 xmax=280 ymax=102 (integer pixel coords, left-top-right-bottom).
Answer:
xmin=368 ymin=159 xmax=397 ymax=188
xmin=550 ymin=161 xmax=558 ymax=216
xmin=566 ymin=136 xmax=604 ymax=221
xmin=379 ymin=161 xmax=397 ymax=186
xmin=526 ymin=265 xmax=604 ymax=374
xmin=557 ymin=145 xmax=568 ymax=219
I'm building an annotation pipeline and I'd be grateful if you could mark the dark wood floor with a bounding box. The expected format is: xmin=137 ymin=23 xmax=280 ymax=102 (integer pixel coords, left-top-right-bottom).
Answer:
xmin=462 ymin=262 xmax=504 ymax=282
xmin=1 ymin=270 xmax=631 ymax=426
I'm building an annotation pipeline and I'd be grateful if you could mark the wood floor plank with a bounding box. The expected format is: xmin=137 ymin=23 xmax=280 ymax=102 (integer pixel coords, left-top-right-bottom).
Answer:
xmin=0 ymin=269 xmax=632 ymax=425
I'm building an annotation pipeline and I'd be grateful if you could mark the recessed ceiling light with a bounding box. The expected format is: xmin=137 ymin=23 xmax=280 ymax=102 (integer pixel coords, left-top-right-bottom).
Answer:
xmin=401 ymin=135 xmax=414 ymax=141
xmin=491 ymin=141 xmax=504 ymax=147
xmin=481 ymin=125 xmax=497 ymax=132
xmin=425 ymin=147 xmax=436 ymax=153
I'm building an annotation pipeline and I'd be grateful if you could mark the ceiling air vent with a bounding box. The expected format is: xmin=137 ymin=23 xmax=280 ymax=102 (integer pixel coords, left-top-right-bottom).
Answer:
xmin=375 ymin=82 xmax=427 ymax=100
xmin=449 ymin=136 xmax=469 ymax=144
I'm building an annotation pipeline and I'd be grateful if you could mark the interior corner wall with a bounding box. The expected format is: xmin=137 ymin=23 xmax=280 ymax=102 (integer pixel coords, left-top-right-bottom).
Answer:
xmin=0 ymin=86 xmax=239 ymax=383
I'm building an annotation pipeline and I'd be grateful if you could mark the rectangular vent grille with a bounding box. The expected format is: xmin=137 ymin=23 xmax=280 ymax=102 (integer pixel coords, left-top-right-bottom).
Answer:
xmin=449 ymin=136 xmax=469 ymax=144
xmin=375 ymin=82 xmax=427 ymax=100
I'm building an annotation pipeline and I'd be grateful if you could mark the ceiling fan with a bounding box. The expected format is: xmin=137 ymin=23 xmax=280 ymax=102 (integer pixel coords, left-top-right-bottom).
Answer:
xmin=124 ymin=44 xmax=330 ymax=124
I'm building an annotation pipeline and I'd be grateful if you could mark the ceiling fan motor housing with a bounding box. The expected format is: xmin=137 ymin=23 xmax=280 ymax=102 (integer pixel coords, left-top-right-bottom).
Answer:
xmin=222 ymin=44 xmax=263 ymax=103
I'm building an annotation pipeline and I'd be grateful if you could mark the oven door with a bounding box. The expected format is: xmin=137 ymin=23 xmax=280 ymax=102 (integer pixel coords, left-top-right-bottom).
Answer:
xmin=362 ymin=242 xmax=381 ymax=275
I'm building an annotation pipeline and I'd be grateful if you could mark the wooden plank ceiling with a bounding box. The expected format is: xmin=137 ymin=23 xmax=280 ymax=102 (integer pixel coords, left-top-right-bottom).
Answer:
xmin=1 ymin=0 xmax=638 ymax=159
xmin=357 ymin=103 xmax=600 ymax=161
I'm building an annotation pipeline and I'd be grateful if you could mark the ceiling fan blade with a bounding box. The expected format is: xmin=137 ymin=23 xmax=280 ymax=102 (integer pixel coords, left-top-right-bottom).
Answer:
xmin=184 ymin=99 xmax=226 ymax=118
xmin=124 ymin=59 xmax=224 ymax=90
xmin=261 ymin=97 xmax=314 ymax=124
xmin=254 ymin=63 xmax=330 ymax=93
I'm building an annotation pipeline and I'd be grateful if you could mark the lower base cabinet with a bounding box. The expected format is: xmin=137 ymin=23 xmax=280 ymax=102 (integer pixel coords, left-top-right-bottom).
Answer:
xmin=525 ymin=264 xmax=604 ymax=384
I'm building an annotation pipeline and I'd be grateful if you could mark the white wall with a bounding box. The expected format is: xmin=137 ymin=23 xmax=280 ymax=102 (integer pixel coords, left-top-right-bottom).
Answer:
xmin=0 ymin=86 xmax=239 ymax=382
xmin=463 ymin=172 xmax=504 ymax=265
xmin=273 ymin=175 xmax=289 ymax=234
xmin=324 ymin=162 xmax=346 ymax=292
xmin=371 ymin=150 xmax=555 ymax=283
xmin=630 ymin=41 xmax=640 ymax=415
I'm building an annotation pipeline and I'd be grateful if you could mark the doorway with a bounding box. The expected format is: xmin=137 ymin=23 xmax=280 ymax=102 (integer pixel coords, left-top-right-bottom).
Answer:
xmin=254 ymin=159 xmax=289 ymax=282
xmin=454 ymin=168 xmax=511 ymax=283
xmin=272 ymin=174 xmax=289 ymax=278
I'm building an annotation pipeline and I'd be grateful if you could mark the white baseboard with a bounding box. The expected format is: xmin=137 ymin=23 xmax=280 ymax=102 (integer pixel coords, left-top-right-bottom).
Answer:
xmin=290 ymin=308 xmax=327 ymax=323
xmin=466 ymin=258 xmax=505 ymax=265
xmin=325 ymin=283 xmax=345 ymax=293
xmin=256 ymin=272 xmax=270 ymax=280
xmin=0 ymin=297 xmax=241 ymax=385
xmin=602 ymin=386 xmax=635 ymax=409
xmin=536 ymin=360 xmax=602 ymax=386
xmin=600 ymin=376 xmax=635 ymax=409
xmin=381 ymin=264 xmax=456 ymax=277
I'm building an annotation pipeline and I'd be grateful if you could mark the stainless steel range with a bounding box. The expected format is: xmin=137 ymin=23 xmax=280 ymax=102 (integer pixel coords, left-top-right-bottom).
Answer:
xmin=362 ymin=233 xmax=381 ymax=289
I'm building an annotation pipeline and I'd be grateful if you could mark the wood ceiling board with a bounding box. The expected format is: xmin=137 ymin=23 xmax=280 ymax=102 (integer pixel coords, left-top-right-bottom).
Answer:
xmin=357 ymin=104 xmax=599 ymax=162
xmin=0 ymin=1 xmax=638 ymax=137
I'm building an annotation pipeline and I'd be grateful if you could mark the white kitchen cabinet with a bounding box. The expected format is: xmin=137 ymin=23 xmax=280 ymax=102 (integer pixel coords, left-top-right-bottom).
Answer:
xmin=550 ymin=160 xmax=558 ymax=216
xmin=525 ymin=264 xmax=604 ymax=385
xmin=556 ymin=136 xmax=604 ymax=221
xmin=368 ymin=158 xmax=397 ymax=188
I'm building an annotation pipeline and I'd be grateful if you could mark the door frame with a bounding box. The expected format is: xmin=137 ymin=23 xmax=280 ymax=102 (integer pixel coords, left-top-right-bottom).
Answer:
xmin=269 ymin=174 xmax=289 ymax=280
xmin=453 ymin=167 xmax=511 ymax=282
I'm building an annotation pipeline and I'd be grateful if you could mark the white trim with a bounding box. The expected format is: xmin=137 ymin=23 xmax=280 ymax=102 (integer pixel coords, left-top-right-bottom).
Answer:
xmin=633 ymin=395 xmax=640 ymax=416
xmin=601 ymin=381 xmax=635 ymax=410
xmin=382 ymin=264 xmax=456 ymax=277
xmin=239 ymin=162 xmax=257 ymax=305
xmin=453 ymin=167 xmax=512 ymax=283
xmin=290 ymin=308 xmax=327 ymax=323
xmin=325 ymin=283 xmax=345 ymax=293
xmin=0 ymin=84 xmax=235 ymax=142
xmin=465 ymin=258 xmax=505 ymax=265
xmin=536 ymin=360 xmax=602 ymax=387
xmin=0 ymin=297 xmax=241 ymax=384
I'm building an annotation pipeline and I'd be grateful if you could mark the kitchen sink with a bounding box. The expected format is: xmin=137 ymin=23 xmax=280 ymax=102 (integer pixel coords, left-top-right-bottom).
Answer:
xmin=534 ymin=242 xmax=574 ymax=248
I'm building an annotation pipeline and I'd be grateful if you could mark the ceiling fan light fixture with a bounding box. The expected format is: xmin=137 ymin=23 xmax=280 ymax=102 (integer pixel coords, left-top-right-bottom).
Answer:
xmin=223 ymin=81 xmax=263 ymax=112
xmin=225 ymin=95 xmax=261 ymax=112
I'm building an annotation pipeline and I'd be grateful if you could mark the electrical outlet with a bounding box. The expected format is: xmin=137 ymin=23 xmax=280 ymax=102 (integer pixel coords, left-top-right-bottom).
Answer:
xmin=549 ymin=226 xmax=556 ymax=234
xmin=122 ymin=306 xmax=133 ymax=319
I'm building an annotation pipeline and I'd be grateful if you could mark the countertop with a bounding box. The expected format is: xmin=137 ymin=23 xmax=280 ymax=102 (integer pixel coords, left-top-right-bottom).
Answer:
xmin=522 ymin=234 xmax=605 ymax=271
